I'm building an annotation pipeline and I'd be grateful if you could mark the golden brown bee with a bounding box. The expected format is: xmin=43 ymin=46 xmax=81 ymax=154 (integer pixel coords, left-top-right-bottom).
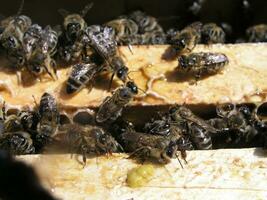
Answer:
xmin=35 ymin=92 xmax=59 ymax=149
xmin=0 ymin=131 xmax=35 ymax=154
xmin=169 ymin=22 xmax=202 ymax=54
xmin=57 ymin=123 xmax=120 ymax=165
xmin=246 ymin=24 xmax=267 ymax=42
xmin=177 ymin=52 xmax=229 ymax=80
xmin=66 ymin=61 xmax=101 ymax=94
xmin=201 ymin=23 xmax=226 ymax=44
xmin=105 ymin=18 xmax=139 ymax=45
xmin=96 ymin=81 xmax=138 ymax=123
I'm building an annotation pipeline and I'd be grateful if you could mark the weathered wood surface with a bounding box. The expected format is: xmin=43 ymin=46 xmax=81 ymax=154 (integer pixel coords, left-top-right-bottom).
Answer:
xmin=0 ymin=44 xmax=267 ymax=110
xmin=18 ymin=148 xmax=267 ymax=200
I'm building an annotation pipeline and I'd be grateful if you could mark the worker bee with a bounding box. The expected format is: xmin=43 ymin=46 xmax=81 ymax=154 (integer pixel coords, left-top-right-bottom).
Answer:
xmin=169 ymin=105 xmax=215 ymax=150
xmin=177 ymin=52 xmax=229 ymax=80
xmin=57 ymin=123 xmax=120 ymax=165
xmin=0 ymin=131 xmax=35 ymax=154
xmin=35 ymin=93 xmax=59 ymax=149
xmin=246 ymin=24 xmax=267 ymax=42
xmin=18 ymin=110 xmax=39 ymax=132
xmin=105 ymin=18 xmax=139 ymax=45
xmin=57 ymin=2 xmax=93 ymax=62
xmin=128 ymin=10 xmax=164 ymax=34
xmin=96 ymin=81 xmax=138 ymax=123
xmin=168 ymin=22 xmax=202 ymax=54
xmin=201 ymin=23 xmax=226 ymax=44
xmin=66 ymin=61 xmax=102 ymax=94
xmin=118 ymin=121 xmax=189 ymax=164
xmin=0 ymin=0 xmax=31 ymax=67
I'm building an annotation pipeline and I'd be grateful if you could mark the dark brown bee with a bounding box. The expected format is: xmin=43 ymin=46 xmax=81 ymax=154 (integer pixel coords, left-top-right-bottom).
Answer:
xmin=105 ymin=18 xmax=139 ymax=45
xmin=96 ymin=81 xmax=138 ymax=123
xmin=66 ymin=61 xmax=101 ymax=94
xmin=82 ymin=25 xmax=129 ymax=86
xmin=169 ymin=22 xmax=202 ymax=54
xmin=26 ymin=26 xmax=58 ymax=80
xmin=169 ymin=105 xmax=215 ymax=150
xmin=201 ymin=23 xmax=226 ymax=44
xmin=0 ymin=131 xmax=35 ymax=154
xmin=177 ymin=52 xmax=229 ymax=80
xmin=35 ymin=92 xmax=59 ymax=149
xmin=246 ymin=24 xmax=267 ymax=43
xmin=119 ymin=121 xmax=190 ymax=164
xmin=57 ymin=123 xmax=120 ymax=165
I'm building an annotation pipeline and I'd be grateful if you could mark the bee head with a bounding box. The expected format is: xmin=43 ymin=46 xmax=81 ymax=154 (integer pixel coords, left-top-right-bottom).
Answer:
xmin=165 ymin=141 xmax=177 ymax=158
xmin=174 ymin=38 xmax=186 ymax=52
xmin=2 ymin=36 xmax=19 ymax=50
xmin=116 ymin=67 xmax=128 ymax=82
xmin=64 ymin=15 xmax=85 ymax=41
xmin=126 ymin=81 xmax=138 ymax=95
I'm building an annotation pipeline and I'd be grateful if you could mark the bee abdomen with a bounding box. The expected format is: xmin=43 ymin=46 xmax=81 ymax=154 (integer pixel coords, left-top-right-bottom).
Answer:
xmin=190 ymin=125 xmax=213 ymax=150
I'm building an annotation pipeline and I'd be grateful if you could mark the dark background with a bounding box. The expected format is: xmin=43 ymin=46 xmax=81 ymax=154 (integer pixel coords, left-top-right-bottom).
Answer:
xmin=0 ymin=0 xmax=266 ymax=30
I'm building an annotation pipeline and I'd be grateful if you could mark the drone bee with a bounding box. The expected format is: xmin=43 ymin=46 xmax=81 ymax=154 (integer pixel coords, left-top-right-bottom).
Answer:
xmin=105 ymin=18 xmax=139 ymax=45
xmin=66 ymin=61 xmax=102 ymax=94
xmin=35 ymin=93 xmax=59 ymax=149
xmin=177 ymin=52 xmax=229 ymax=80
xmin=246 ymin=24 xmax=267 ymax=43
xmin=96 ymin=81 xmax=138 ymax=123
xmin=0 ymin=131 xmax=35 ymax=154
xmin=128 ymin=10 xmax=164 ymax=34
xmin=169 ymin=22 xmax=202 ymax=54
xmin=169 ymin=105 xmax=215 ymax=150
xmin=57 ymin=123 xmax=120 ymax=165
xmin=201 ymin=23 xmax=226 ymax=44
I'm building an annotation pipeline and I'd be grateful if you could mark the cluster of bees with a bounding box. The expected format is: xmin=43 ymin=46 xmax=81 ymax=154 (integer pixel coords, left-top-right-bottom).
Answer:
xmin=0 ymin=92 xmax=266 ymax=166
xmin=0 ymin=1 xmax=266 ymax=166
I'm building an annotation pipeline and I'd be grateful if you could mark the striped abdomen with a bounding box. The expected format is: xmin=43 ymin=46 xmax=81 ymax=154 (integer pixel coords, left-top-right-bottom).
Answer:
xmin=189 ymin=123 xmax=212 ymax=150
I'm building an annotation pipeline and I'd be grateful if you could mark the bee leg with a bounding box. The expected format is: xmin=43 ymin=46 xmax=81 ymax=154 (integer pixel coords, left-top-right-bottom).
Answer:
xmin=175 ymin=153 xmax=184 ymax=169
xmin=16 ymin=71 xmax=22 ymax=85
xmin=127 ymin=44 xmax=134 ymax=55
xmin=86 ymin=82 xmax=93 ymax=93
xmin=180 ymin=150 xmax=188 ymax=164
xmin=108 ymin=72 xmax=115 ymax=91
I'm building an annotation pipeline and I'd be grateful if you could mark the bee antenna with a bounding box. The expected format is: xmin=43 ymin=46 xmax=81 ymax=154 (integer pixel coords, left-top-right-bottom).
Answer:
xmin=127 ymin=44 xmax=134 ymax=55
xmin=32 ymin=95 xmax=38 ymax=107
xmin=80 ymin=2 xmax=94 ymax=17
xmin=108 ymin=72 xmax=115 ymax=91
xmin=17 ymin=0 xmax=24 ymax=15
xmin=58 ymin=9 xmax=69 ymax=18
xmin=137 ymin=87 xmax=146 ymax=94
xmin=175 ymin=153 xmax=184 ymax=169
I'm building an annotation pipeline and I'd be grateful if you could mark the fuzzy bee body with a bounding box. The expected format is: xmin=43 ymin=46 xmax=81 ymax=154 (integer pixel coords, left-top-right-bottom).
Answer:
xmin=57 ymin=123 xmax=120 ymax=164
xmin=178 ymin=52 xmax=229 ymax=79
xmin=169 ymin=22 xmax=202 ymax=54
xmin=201 ymin=23 xmax=225 ymax=44
xmin=66 ymin=61 xmax=99 ymax=94
xmin=0 ymin=131 xmax=35 ymax=154
xmin=246 ymin=24 xmax=267 ymax=42
xmin=96 ymin=81 xmax=138 ymax=123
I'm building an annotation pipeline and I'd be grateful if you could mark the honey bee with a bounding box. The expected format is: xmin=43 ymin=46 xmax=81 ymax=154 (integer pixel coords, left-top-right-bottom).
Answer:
xmin=128 ymin=10 xmax=164 ymax=34
xmin=35 ymin=93 xmax=59 ymax=149
xmin=169 ymin=105 xmax=215 ymax=150
xmin=57 ymin=2 xmax=93 ymax=62
xmin=119 ymin=121 xmax=189 ymax=164
xmin=57 ymin=123 xmax=120 ymax=164
xmin=26 ymin=26 xmax=58 ymax=80
xmin=201 ymin=23 xmax=226 ymax=44
xmin=65 ymin=61 xmax=102 ymax=94
xmin=105 ymin=18 xmax=139 ymax=45
xmin=169 ymin=22 xmax=202 ymax=54
xmin=18 ymin=110 xmax=39 ymax=132
xmin=0 ymin=0 xmax=31 ymax=67
xmin=96 ymin=81 xmax=138 ymax=123
xmin=0 ymin=131 xmax=35 ymax=154
xmin=177 ymin=52 xmax=229 ymax=80
xmin=246 ymin=24 xmax=267 ymax=43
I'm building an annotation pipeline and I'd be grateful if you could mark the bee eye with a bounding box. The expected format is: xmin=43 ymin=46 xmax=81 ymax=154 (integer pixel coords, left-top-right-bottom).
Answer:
xmin=33 ymin=65 xmax=41 ymax=73
xmin=117 ymin=69 xmax=126 ymax=80
xmin=126 ymin=82 xmax=138 ymax=94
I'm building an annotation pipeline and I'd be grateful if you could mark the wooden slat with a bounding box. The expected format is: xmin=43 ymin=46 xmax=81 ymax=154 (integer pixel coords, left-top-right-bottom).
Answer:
xmin=17 ymin=148 xmax=267 ymax=200
xmin=0 ymin=43 xmax=267 ymax=110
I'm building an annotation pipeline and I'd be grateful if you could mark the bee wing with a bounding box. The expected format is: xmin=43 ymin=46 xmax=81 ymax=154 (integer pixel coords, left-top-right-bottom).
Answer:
xmin=184 ymin=115 xmax=218 ymax=133
xmin=96 ymin=96 xmax=123 ymax=123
